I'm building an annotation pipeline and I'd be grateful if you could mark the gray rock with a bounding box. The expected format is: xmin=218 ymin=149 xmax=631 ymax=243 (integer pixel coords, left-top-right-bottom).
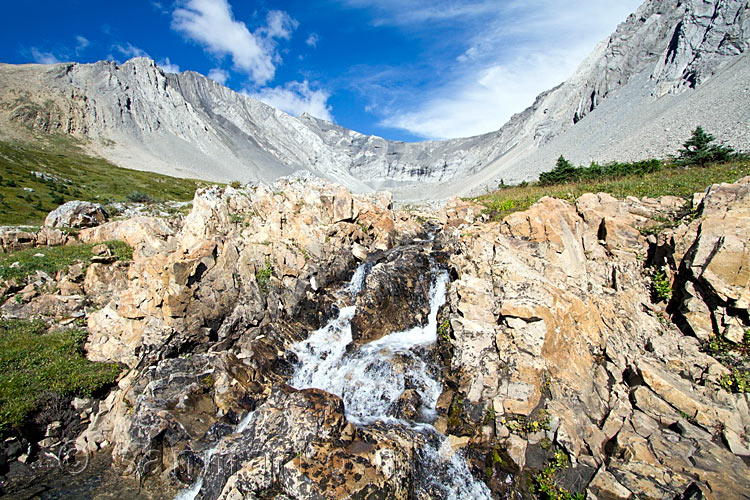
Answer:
xmin=44 ymin=201 xmax=108 ymax=228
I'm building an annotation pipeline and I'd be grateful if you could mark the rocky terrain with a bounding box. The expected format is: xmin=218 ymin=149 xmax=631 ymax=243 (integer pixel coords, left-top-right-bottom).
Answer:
xmin=1 ymin=0 xmax=748 ymax=200
xmin=1 ymin=173 xmax=749 ymax=499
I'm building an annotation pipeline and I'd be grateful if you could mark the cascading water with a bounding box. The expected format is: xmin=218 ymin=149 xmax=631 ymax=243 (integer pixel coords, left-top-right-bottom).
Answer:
xmin=174 ymin=260 xmax=492 ymax=500
xmin=290 ymin=263 xmax=493 ymax=499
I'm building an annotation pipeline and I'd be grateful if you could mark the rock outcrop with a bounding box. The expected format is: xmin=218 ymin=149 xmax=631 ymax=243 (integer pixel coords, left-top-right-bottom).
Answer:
xmin=2 ymin=177 xmax=749 ymax=499
xmin=436 ymin=180 xmax=750 ymax=499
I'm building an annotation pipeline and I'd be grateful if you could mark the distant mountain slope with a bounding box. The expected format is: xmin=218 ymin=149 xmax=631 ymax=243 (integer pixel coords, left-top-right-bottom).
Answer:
xmin=0 ymin=0 xmax=747 ymax=200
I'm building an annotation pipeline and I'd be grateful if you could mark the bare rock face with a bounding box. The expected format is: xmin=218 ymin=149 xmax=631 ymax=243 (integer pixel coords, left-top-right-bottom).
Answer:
xmin=10 ymin=177 xmax=749 ymax=500
xmin=75 ymin=178 xmax=425 ymax=461
xmin=44 ymin=200 xmax=108 ymax=228
xmin=651 ymin=177 xmax=750 ymax=343
xmin=440 ymin=184 xmax=750 ymax=499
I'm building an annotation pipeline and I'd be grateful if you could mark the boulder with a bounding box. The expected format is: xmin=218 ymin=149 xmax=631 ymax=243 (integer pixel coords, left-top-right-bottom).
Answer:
xmin=350 ymin=245 xmax=435 ymax=344
xmin=44 ymin=200 xmax=108 ymax=228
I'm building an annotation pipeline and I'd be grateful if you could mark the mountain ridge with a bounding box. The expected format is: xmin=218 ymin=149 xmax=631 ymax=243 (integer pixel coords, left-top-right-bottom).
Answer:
xmin=0 ymin=0 xmax=748 ymax=200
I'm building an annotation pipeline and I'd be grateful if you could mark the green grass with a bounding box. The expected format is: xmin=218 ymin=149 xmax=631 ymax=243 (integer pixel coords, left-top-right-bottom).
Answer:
xmin=474 ymin=159 xmax=750 ymax=220
xmin=0 ymin=319 xmax=121 ymax=432
xmin=0 ymin=137 xmax=202 ymax=225
xmin=0 ymin=240 xmax=134 ymax=283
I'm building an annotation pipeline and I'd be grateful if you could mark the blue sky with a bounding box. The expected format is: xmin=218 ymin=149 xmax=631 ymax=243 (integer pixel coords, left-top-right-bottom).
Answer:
xmin=2 ymin=0 xmax=643 ymax=142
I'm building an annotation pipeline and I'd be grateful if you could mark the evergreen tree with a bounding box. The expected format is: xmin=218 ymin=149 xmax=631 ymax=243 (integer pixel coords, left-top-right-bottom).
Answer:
xmin=539 ymin=155 xmax=578 ymax=185
xmin=677 ymin=126 xmax=734 ymax=166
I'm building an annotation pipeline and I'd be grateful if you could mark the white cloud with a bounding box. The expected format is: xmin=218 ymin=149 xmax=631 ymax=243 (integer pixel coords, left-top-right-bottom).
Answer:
xmin=306 ymin=33 xmax=320 ymax=48
xmin=245 ymin=81 xmax=333 ymax=121
xmin=208 ymin=68 xmax=230 ymax=84
xmin=261 ymin=10 xmax=298 ymax=40
xmin=30 ymin=48 xmax=61 ymax=64
xmin=383 ymin=49 xmax=589 ymax=139
xmin=343 ymin=0 xmax=643 ymax=139
xmin=171 ymin=0 xmax=297 ymax=85
xmin=114 ymin=43 xmax=150 ymax=59
xmin=158 ymin=57 xmax=181 ymax=73
xmin=75 ymin=36 xmax=90 ymax=54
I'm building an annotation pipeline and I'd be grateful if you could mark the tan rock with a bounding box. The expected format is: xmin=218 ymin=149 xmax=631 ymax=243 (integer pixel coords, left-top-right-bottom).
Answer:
xmin=588 ymin=467 xmax=633 ymax=500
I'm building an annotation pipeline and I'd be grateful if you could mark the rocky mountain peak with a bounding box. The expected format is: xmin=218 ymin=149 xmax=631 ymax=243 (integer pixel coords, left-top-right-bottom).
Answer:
xmin=0 ymin=0 xmax=748 ymax=201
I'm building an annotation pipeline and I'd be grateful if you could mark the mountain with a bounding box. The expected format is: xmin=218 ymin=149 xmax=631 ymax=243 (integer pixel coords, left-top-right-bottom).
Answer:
xmin=0 ymin=0 xmax=748 ymax=200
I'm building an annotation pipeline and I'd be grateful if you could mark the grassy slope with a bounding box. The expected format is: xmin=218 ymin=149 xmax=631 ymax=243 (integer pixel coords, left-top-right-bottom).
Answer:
xmin=0 ymin=240 xmax=133 ymax=283
xmin=0 ymin=137 xmax=202 ymax=225
xmin=474 ymin=159 xmax=750 ymax=220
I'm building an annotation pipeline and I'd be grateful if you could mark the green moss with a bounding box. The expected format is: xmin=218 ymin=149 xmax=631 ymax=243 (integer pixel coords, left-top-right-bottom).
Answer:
xmin=200 ymin=374 xmax=215 ymax=389
xmin=0 ymin=320 xmax=121 ymax=432
xmin=501 ymin=411 xmax=550 ymax=436
xmin=0 ymin=139 xmax=200 ymax=225
xmin=447 ymin=398 xmax=464 ymax=429
xmin=104 ymin=240 xmax=134 ymax=261
xmin=437 ymin=319 xmax=451 ymax=344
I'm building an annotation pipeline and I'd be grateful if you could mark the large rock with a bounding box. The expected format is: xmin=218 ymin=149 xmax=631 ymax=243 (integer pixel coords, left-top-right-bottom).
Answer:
xmin=672 ymin=178 xmax=750 ymax=341
xmin=350 ymin=245 xmax=435 ymax=344
xmin=44 ymin=200 xmax=108 ymax=228
xmin=199 ymin=386 xmax=418 ymax=500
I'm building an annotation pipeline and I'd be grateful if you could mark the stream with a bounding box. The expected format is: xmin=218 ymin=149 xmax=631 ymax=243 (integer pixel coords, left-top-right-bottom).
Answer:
xmin=175 ymin=260 xmax=492 ymax=499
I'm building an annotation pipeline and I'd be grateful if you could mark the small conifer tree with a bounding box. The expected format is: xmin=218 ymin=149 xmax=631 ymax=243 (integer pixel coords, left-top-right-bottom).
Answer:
xmin=677 ymin=126 xmax=734 ymax=166
xmin=539 ymin=155 xmax=577 ymax=185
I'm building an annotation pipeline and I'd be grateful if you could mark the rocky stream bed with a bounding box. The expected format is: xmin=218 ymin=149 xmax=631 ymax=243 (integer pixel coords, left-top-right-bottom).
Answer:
xmin=1 ymin=176 xmax=749 ymax=499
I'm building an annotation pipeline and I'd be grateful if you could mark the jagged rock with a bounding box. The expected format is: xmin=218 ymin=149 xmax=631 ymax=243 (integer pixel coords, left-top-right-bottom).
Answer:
xmin=44 ymin=200 xmax=108 ymax=228
xmin=350 ymin=245 xmax=435 ymax=344
xmin=0 ymin=227 xmax=41 ymax=252
xmin=24 ymin=177 xmax=743 ymax=500
xmin=78 ymin=216 xmax=179 ymax=258
xmin=200 ymin=386 xmax=417 ymax=500
xmin=588 ymin=468 xmax=633 ymax=499
xmin=671 ymin=178 xmax=750 ymax=342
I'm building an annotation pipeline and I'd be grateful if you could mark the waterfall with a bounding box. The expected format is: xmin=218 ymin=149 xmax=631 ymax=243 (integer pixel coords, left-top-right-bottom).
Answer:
xmin=289 ymin=264 xmax=493 ymax=499
xmin=175 ymin=262 xmax=492 ymax=499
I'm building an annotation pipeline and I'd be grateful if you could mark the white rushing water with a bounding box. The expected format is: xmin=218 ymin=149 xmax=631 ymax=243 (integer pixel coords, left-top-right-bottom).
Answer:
xmin=175 ymin=261 xmax=492 ymax=500
xmin=290 ymin=264 xmax=493 ymax=499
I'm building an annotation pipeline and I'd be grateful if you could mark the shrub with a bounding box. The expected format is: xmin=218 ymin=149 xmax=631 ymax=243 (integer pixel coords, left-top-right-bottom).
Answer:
xmin=651 ymin=269 xmax=672 ymax=302
xmin=126 ymin=191 xmax=154 ymax=203
xmin=255 ymin=260 xmax=273 ymax=294
xmin=229 ymin=180 xmax=242 ymax=189
xmin=539 ymin=156 xmax=578 ymax=185
xmin=719 ymin=370 xmax=749 ymax=393
xmin=538 ymin=156 xmax=662 ymax=186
